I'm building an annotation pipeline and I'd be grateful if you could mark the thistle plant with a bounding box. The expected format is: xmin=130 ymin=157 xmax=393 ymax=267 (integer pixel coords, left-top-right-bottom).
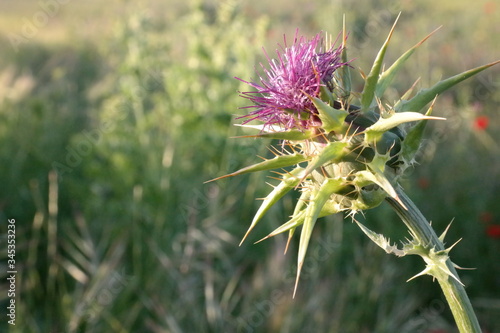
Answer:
xmin=209 ymin=15 xmax=499 ymax=332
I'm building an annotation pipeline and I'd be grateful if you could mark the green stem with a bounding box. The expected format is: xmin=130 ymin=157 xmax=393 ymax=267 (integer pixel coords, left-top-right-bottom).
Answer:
xmin=386 ymin=185 xmax=481 ymax=333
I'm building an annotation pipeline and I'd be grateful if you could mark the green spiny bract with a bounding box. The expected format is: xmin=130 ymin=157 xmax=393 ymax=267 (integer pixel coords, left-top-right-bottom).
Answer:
xmin=356 ymin=220 xmax=465 ymax=285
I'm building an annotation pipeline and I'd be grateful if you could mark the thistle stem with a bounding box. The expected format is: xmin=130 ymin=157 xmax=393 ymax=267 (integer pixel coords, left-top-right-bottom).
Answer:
xmin=386 ymin=185 xmax=481 ymax=333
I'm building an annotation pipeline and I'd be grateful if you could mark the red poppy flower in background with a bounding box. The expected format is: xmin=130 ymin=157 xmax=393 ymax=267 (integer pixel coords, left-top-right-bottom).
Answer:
xmin=486 ymin=225 xmax=500 ymax=239
xmin=474 ymin=116 xmax=489 ymax=130
xmin=479 ymin=211 xmax=493 ymax=224
xmin=484 ymin=1 xmax=496 ymax=15
xmin=418 ymin=177 xmax=430 ymax=189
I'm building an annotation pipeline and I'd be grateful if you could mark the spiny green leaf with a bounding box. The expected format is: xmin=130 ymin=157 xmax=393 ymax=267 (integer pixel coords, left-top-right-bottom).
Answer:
xmin=235 ymin=123 xmax=284 ymax=132
xmin=406 ymin=248 xmax=464 ymax=285
xmin=396 ymin=60 xmax=500 ymax=112
xmin=373 ymin=131 xmax=402 ymax=156
xmin=364 ymin=111 xmax=445 ymax=142
xmin=240 ymin=167 xmax=305 ymax=245
xmin=346 ymin=110 xmax=379 ymax=132
xmin=255 ymin=210 xmax=306 ymax=244
xmin=313 ymin=97 xmax=348 ymax=133
xmin=234 ymin=123 xmax=316 ymax=141
xmin=293 ymin=190 xmax=310 ymax=216
xmin=358 ymin=187 xmax=387 ymax=209
xmin=285 ymin=228 xmax=296 ymax=255
xmin=376 ymin=27 xmax=440 ymax=98
xmin=206 ymin=153 xmax=308 ymax=183
xmin=401 ymin=98 xmax=436 ymax=163
xmin=257 ymin=185 xmax=344 ymax=245
xmin=284 ymin=191 xmax=311 ymax=254
xmin=339 ymin=15 xmax=352 ymax=99
xmin=302 ymin=141 xmax=350 ymax=180
xmin=360 ymin=13 xmax=401 ymax=111
xmin=355 ymin=221 xmax=405 ymax=256
xmin=235 ymin=129 xmax=316 ymax=141
xmin=400 ymin=77 xmax=421 ymax=101
xmin=294 ymin=178 xmax=345 ymax=297
xmin=355 ymin=169 xmax=402 ymax=207
xmin=438 ymin=221 xmax=454 ymax=243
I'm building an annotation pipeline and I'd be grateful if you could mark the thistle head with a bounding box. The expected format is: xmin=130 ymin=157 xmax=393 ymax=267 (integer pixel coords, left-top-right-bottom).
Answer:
xmin=211 ymin=18 xmax=499 ymax=294
xmin=236 ymin=30 xmax=348 ymax=131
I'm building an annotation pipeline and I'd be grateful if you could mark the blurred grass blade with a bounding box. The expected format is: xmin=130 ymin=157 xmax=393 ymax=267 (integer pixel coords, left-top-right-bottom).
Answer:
xmin=397 ymin=60 xmax=500 ymax=112
xmin=206 ymin=153 xmax=308 ymax=183
xmin=360 ymin=12 xmax=401 ymax=110
xmin=240 ymin=167 xmax=305 ymax=245
xmin=376 ymin=27 xmax=441 ymax=98
xmin=47 ymin=171 xmax=59 ymax=296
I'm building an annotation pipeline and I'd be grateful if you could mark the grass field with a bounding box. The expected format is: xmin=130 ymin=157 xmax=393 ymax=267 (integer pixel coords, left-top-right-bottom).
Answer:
xmin=0 ymin=0 xmax=499 ymax=332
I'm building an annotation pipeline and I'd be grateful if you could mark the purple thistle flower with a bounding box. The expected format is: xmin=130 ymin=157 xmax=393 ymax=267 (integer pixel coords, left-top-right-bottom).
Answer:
xmin=236 ymin=30 xmax=348 ymax=131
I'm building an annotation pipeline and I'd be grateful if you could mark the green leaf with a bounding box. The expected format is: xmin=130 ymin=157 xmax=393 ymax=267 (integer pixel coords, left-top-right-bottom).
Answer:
xmin=399 ymin=77 xmax=421 ymax=101
xmin=339 ymin=16 xmax=352 ymax=99
xmin=206 ymin=152 xmax=308 ymax=183
xmin=293 ymin=190 xmax=310 ymax=216
xmin=401 ymin=98 xmax=436 ymax=164
xmin=285 ymin=191 xmax=312 ymax=254
xmin=256 ymin=184 xmax=343 ymax=245
xmin=355 ymin=221 xmax=405 ymax=256
xmin=358 ymin=187 xmax=387 ymax=209
xmin=373 ymin=131 xmax=402 ymax=156
xmin=302 ymin=141 xmax=350 ymax=179
xmin=364 ymin=111 xmax=445 ymax=142
xmin=360 ymin=13 xmax=401 ymax=111
xmin=294 ymin=178 xmax=345 ymax=297
xmin=345 ymin=110 xmax=379 ymax=130
xmin=237 ymin=130 xmax=315 ymax=141
xmin=320 ymin=85 xmax=336 ymax=105
xmin=355 ymin=169 xmax=401 ymax=206
xmin=240 ymin=167 xmax=305 ymax=245
xmin=396 ymin=60 xmax=500 ymax=112
xmin=234 ymin=124 xmax=315 ymax=141
xmin=313 ymin=97 xmax=348 ymax=133
xmin=376 ymin=27 xmax=440 ymax=98
xmin=256 ymin=210 xmax=306 ymax=244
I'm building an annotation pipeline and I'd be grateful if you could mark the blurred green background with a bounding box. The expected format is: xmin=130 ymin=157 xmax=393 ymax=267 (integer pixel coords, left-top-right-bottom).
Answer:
xmin=0 ymin=0 xmax=499 ymax=332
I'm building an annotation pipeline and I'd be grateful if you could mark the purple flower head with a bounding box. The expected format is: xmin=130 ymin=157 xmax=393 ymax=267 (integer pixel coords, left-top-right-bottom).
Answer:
xmin=237 ymin=30 xmax=348 ymax=131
